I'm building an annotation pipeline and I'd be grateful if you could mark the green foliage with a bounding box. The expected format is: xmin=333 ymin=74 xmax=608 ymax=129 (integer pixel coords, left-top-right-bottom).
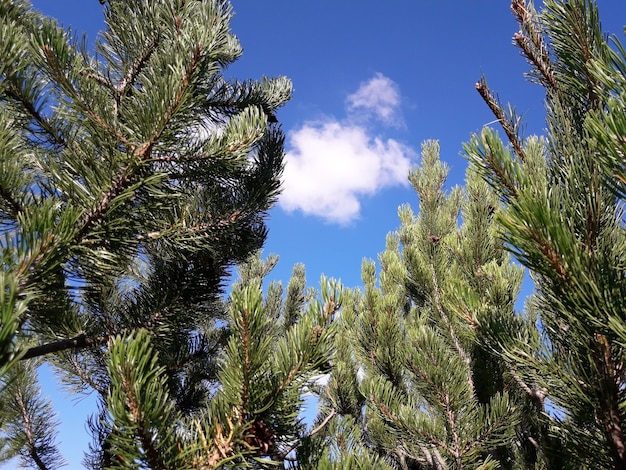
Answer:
xmin=210 ymin=255 xmax=341 ymax=468
xmin=105 ymin=330 xmax=188 ymax=468
xmin=466 ymin=0 xmax=626 ymax=467
xmin=70 ymin=254 xmax=340 ymax=469
xmin=0 ymin=0 xmax=294 ymax=466
xmin=0 ymin=0 xmax=291 ymax=368
xmin=306 ymin=142 xmax=533 ymax=470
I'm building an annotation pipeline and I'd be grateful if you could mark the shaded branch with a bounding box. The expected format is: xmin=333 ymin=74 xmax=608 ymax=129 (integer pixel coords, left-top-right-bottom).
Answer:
xmin=4 ymin=84 xmax=67 ymax=149
xmin=15 ymin=388 xmax=51 ymax=470
xmin=0 ymin=183 xmax=24 ymax=216
xmin=8 ymin=309 xmax=167 ymax=363
xmin=16 ymin=333 xmax=109 ymax=362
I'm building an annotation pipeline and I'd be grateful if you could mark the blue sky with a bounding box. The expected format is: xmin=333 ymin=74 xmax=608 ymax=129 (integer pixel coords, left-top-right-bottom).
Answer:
xmin=7 ymin=1 xmax=626 ymax=468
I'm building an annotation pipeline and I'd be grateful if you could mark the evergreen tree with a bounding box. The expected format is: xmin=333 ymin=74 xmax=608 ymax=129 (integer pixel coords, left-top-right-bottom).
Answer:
xmin=301 ymin=142 xmax=537 ymax=470
xmin=0 ymin=0 xmax=340 ymax=467
xmin=466 ymin=0 xmax=626 ymax=467
xmin=90 ymin=255 xmax=340 ymax=469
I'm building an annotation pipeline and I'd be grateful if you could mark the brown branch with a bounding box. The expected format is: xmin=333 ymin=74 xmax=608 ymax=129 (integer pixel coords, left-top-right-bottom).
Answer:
xmin=73 ymin=167 xmax=134 ymax=244
xmin=0 ymin=183 xmax=24 ymax=216
xmin=17 ymin=333 xmax=109 ymax=362
xmin=277 ymin=409 xmax=337 ymax=461
xmin=443 ymin=393 xmax=462 ymax=467
xmin=119 ymin=364 xmax=166 ymax=470
xmin=476 ymin=77 xmax=526 ymax=162
xmin=511 ymin=0 xmax=557 ymax=90
xmin=483 ymin=145 xmax=520 ymax=200
xmin=527 ymin=229 xmax=569 ymax=281
xmin=514 ymin=33 xmax=557 ymax=90
xmin=511 ymin=0 xmax=532 ymax=24
xmin=65 ymin=353 xmax=108 ymax=396
xmin=15 ymin=388 xmax=51 ymax=470
xmin=8 ymin=310 xmax=166 ymax=363
xmin=308 ymin=409 xmax=336 ymax=438
xmin=79 ymin=70 xmax=113 ymax=90
xmin=148 ymin=43 xmax=202 ymax=146
xmin=593 ymin=333 xmax=626 ymax=468
xmin=134 ymin=210 xmax=244 ymax=242
xmin=115 ymin=34 xmax=160 ymax=96
xmin=509 ymin=369 xmax=545 ymax=411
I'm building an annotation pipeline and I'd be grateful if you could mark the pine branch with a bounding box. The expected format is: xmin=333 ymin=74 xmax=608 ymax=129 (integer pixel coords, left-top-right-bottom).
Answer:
xmin=148 ymin=43 xmax=203 ymax=146
xmin=511 ymin=0 xmax=557 ymax=90
xmin=513 ymin=32 xmax=557 ymax=90
xmin=16 ymin=334 xmax=109 ymax=362
xmin=7 ymin=308 xmax=166 ymax=363
xmin=509 ymin=369 xmax=545 ymax=411
xmin=15 ymin=388 xmax=50 ymax=470
xmin=72 ymin=167 xmax=134 ymax=244
xmin=0 ymin=183 xmax=24 ymax=217
xmin=593 ymin=333 xmax=626 ymax=467
xmin=239 ymin=306 xmax=252 ymax=417
xmin=4 ymin=83 xmax=67 ymax=149
xmin=276 ymin=409 xmax=336 ymax=460
xmin=106 ymin=331 xmax=184 ymax=468
xmin=371 ymin=395 xmax=453 ymax=456
xmin=64 ymin=353 xmax=108 ymax=396
xmin=462 ymin=405 xmax=516 ymax=456
xmin=115 ymin=34 xmax=160 ymax=96
xmin=475 ymin=77 xmax=526 ymax=162
xmin=429 ymin=257 xmax=475 ymax=397
xmin=125 ymin=386 xmax=167 ymax=470
xmin=134 ymin=210 xmax=244 ymax=241
xmin=74 ymin=43 xmax=203 ymax=246
xmin=443 ymin=393 xmax=462 ymax=468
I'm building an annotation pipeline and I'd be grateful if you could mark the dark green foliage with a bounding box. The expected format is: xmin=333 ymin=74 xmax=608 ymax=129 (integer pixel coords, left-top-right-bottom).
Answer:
xmin=0 ymin=0 xmax=296 ymax=467
xmin=467 ymin=0 xmax=626 ymax=467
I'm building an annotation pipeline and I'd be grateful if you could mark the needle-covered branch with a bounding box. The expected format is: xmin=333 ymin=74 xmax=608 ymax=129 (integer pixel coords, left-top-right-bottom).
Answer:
xmin=466 ymin=1 xmax=626 ymax=467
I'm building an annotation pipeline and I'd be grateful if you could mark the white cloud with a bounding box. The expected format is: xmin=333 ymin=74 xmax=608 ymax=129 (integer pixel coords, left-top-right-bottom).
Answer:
xmin=279 ymin=120 xmax=415 ymax=224
xmin=278 ymin=73 xmax=416 ymax=225
xmin=346 ymin=73 xmax=402 ymax=126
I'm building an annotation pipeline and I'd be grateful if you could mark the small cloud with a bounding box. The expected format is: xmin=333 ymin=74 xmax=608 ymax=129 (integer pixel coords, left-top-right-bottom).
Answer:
xmin=279 ymin=74 xmax=416 ymax=225
xmin=346 ymin=73 xmax=402 ymax=126
xmin=279 ymin=120 xmax=415 ymax=224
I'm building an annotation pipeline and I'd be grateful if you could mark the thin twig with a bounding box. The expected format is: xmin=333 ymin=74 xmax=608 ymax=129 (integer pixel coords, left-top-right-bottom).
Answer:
xmin=277 ymin=409 xmax=337 ymax=460
xmin=476 ymin=77 xmax=526 ymax=162
xmin=308 ymin=408 xmax=336 ymax=438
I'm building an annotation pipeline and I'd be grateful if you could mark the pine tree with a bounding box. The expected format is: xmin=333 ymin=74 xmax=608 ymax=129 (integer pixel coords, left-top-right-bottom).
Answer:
xmin=466 ymin=0 xmax=626 ymax=467
xmin=301 ymin=142 xmax=538 ymax=470
xmin=0 ymin=0 xmax=314 ymax=467
xmin=89 ymin=255 xmax=340 ymax=469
